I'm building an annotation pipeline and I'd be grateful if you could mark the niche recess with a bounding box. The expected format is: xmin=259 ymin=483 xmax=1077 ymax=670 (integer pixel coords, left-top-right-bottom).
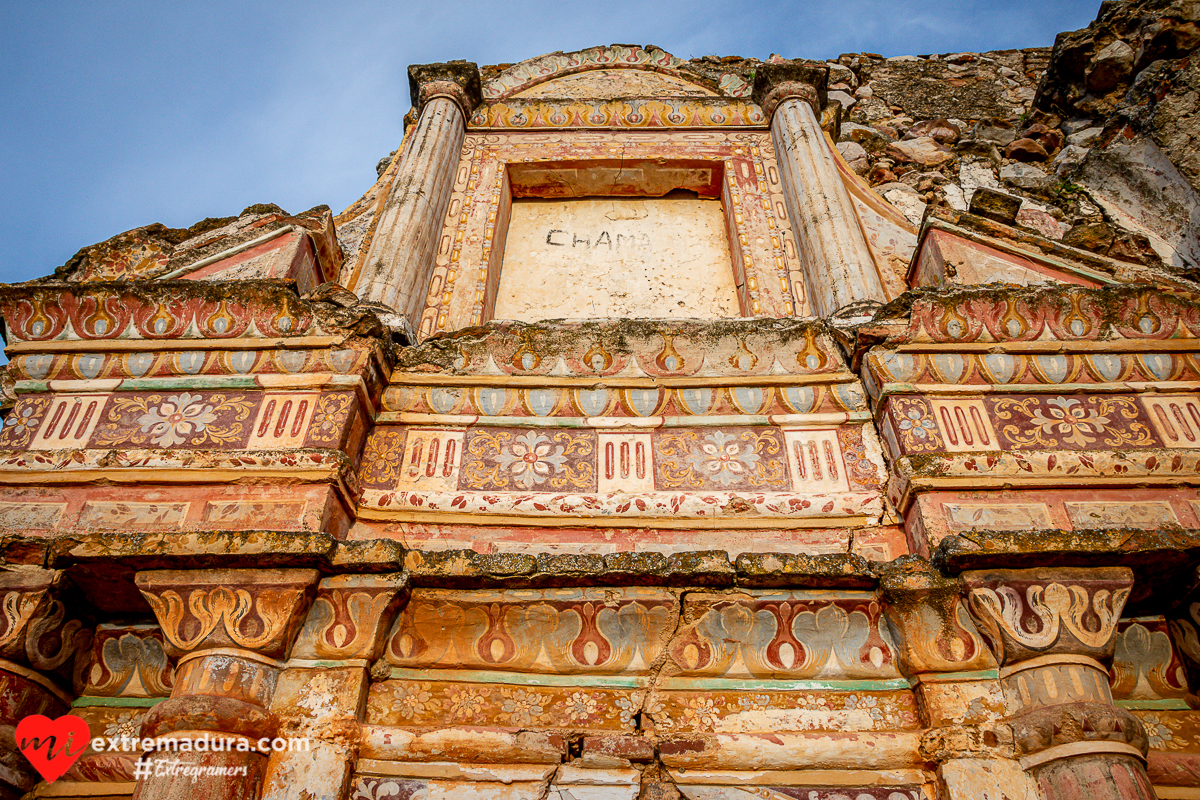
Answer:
xmin=487 ymin=159 xmax=750 ymax=323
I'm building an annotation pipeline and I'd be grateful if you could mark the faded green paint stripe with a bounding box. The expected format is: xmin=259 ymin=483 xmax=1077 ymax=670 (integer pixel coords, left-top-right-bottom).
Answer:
xmin=1117 ymin=698 xmax=1192 ymax=710
xmin=916 ymin=669 xmax=1000 ymax=684
xmin=656 ymin=677 xmax=912 ymax=691
xmin=119 ymin=376 xmax=260 ymax=391
xmin=386 ymin=667 xmax=647 ymax=688
xmin=72 ymin=696 xmax=164 ymax=708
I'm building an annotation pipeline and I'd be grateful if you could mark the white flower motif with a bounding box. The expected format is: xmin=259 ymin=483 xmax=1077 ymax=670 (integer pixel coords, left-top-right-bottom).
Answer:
xmin=494 ymin=431 xmax=568 ymax=488
xmin=615 ymin=695 xmax=640 ymax=727
xmin=1143 ymin=714 xmax=1174 ymax=749
xmin=562 ymin=691 xmax=601 ymax=723
xmin=3 ymin=405 xmax=40 ymax=441
xmin=501 ymin=689 xmax=545 ymax=726
xmin=846 ymin=694 xmax=884 ymax=721
xmin=103 ymin=711 xmax=142 ymax=738
xmin=136 ymin=392 xmax=218 ymax=447
xmin=445 ymin=687 xmax=488 ymax=721
xmin=737 ymin=693 xmax=771 ymax=710
xmin=682 ymin=696 xmax=724 ymax=728
xmin=393 ymin=685 xmax=431 ymax=720
xmin=686 ymin=431 xmax=760 ymax=486
xmin=1028 ymin=397 xmax=1110 ymax=448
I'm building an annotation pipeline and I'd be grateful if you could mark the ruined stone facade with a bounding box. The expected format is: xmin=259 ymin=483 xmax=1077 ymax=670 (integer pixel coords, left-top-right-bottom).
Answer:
xmin=4 ymin=2 xmax=1200 ymax=799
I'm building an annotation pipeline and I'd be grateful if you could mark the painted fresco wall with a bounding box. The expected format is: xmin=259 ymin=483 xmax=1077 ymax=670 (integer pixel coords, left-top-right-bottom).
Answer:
xmin=2 ymin=25 xmax=1200 ymax=800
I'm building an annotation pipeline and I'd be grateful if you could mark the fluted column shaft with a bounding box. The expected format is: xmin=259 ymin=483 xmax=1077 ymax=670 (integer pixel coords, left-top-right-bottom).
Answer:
xmin=357 ymin=96 xmax=465 ymax=320
xmin=770 ymin=95 xmax=884 ymax=315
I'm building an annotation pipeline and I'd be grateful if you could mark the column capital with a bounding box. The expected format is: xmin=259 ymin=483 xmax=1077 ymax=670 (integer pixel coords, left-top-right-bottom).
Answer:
xmin=962 ymin=566 xmax=1132 ymax=667
xmin=409 ymin=60 xmax=482 ymax=119
xmin=0 ymin=567 xmax=91 ymax=679
xmin=752 ymin=60 xmax=827 ymax=119
xmin=135 ymin=568 xmax=319 ymax=661
xmin=878 ymin=560 xmax=996 ymax=675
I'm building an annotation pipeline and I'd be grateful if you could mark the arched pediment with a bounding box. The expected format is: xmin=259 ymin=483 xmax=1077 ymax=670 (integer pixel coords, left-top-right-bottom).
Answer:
xmin=511 ymin=69 xmax=718 ymax=99
xmin=482 ymin=45 xmax=752 ymax=101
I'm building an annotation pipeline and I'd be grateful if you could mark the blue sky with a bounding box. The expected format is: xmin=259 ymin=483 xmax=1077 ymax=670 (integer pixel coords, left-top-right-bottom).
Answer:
xmin=0 ymin=1 xmax=1101 ymax=286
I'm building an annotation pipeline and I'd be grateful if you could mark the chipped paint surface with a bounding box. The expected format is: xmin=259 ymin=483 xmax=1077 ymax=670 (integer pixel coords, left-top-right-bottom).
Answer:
xmin=5 ymin=26 xmax=1200 ymax=800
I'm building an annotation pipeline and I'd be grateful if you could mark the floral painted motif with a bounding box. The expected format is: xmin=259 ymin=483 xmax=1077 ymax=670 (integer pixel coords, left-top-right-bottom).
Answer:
xmin=500 ymin=689 xmax=545 ymax=725
xmin=1031 ymin=397 xmax=1110 ymax=447
xmin=445 ymin=686 xmax=488 ymax=722
xmin=648 ymin=690 xmax=917 ymax=732
xmin=351 ymin=778 xmax=427 ymax=800
xmin=91 ymin=392 xmax=255 ymax=448
xmin=306 ymin=392 xmax=354 ymax=446
xmin=366 ymin=680 xmax=641 ymax=730
xmin=684 ymin=431 xmax=761 ymax=486
xmin=562 ymin=690 xmax=604 ymax=725
xmin=135 ymin=393 xmax=219 ymax=447
xmin=1142 ymin=714 xmax=1175 ymax=749
xmin=656 ymin=428 xmax=786 ymax=490
xmin=462 ymin=428 xmax=595 ymax=491
xmin=992 ymin=395 xmax=1157 ymax=450
xmin=887 ymin=397 xmax=943 ymax=453
xmin=837 ymin=425 xmax=883 ymax=491
xmin=680 ymin=695 xmax=725 ymax=728
xmin=390 ymin=683 xmax=432 ymax=721
xmin=0 ymin=397 xmax=49 ymax=449
xmin=1130 ymin=709 xmax=1200 ymax=751
xmin=359 ymin=430 xmax=405 ymax=488
xmin=495 ymin=431 xmax=570 ymax=489
xmin=101 ymin=711 xmax=143 ymax=739
xmin=898 ymin=408 xmax=938 ymax=440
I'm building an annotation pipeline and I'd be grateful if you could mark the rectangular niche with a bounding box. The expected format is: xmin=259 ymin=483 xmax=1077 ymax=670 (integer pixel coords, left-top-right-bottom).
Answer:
xmin=487 ymin=159 xmax=747 ymax=323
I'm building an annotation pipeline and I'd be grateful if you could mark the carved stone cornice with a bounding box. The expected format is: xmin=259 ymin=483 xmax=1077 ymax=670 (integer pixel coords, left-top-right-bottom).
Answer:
xmin=751 ymin=61 xmax=827 ymax=119
xmin=291 ymin=573 xmax=408 ymax=662
xmin=409 ymin=61 xmax=482 ymax=118
xmin=135 ymin=568 xmax=319 ymax=660
xmin=0 ymin=568 xmax=91 ymax=679
xmin=962 ymin=567 xmax=1132 ymax=666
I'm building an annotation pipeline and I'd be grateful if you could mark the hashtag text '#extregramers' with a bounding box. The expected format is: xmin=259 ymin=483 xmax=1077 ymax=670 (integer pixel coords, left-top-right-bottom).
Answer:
xmin=134 ymin=758 xmax=249 ymax=783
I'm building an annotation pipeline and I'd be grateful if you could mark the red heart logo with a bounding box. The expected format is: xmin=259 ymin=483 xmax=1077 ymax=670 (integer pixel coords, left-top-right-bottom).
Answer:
xmin=15 ymin=714 xmax=90 ymax=783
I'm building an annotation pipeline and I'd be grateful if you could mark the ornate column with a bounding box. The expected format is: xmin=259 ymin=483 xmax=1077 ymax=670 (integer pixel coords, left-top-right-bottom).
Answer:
xmin=754 ymin=61 xmax=885 ymax=316
xmin=259 ymin=574 xmax=407 ymax=800
xmin=357 ymin=62 xmax=481 ymax=323
xmin=133 ymin=568 xmax=318 ymax=800
xmin=0 ymin=569 xmax=90 ymax=799
xmin=880 ymin=562 xmax=1040 ymax=800
xmin=964 ymin=567 xmax=1155 ymax=800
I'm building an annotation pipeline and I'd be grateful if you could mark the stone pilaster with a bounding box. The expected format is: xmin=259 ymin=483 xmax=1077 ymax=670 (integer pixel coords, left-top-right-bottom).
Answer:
xmin=754 ymin=61 xmax=885 ymax=316
xmin=260 ymin=573 xmax=407 ymax=800
xmin=879 ymin=561 xmax=1040 ymax=800
xmin=356 ymin=61 xmax=480 ymax=325
xmin=133 ymin=568 xmax=318 ymax=800
xmin=964 ymin=567 xmax=1156 ymax=800
xmin=0 ymin=569 xmax=90 ymax=800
